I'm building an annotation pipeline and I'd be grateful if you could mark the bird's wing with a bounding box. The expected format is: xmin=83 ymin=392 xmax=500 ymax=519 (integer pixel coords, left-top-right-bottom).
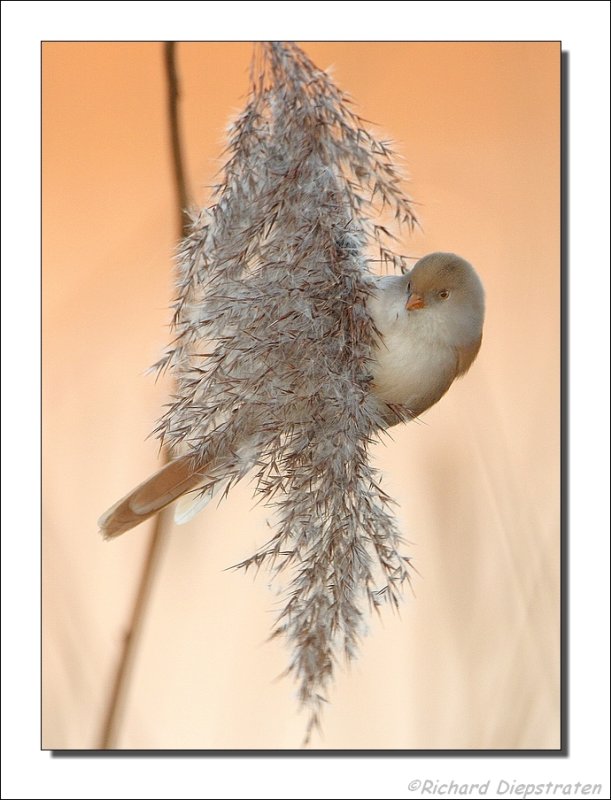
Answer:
xmin=455 ymin=334 xmax=483 ymax=376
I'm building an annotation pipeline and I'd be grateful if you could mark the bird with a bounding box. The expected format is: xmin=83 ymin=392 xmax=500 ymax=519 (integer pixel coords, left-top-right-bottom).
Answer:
xmin=98 ymin=252 xmax=484 ymax=539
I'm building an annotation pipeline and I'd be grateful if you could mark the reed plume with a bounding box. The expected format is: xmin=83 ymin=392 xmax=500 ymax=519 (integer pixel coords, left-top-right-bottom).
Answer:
xmin=154 ymin=42 xmax=418 ymax=740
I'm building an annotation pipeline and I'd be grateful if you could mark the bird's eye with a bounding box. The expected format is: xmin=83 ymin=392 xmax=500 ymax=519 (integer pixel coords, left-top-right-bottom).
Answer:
xmin=407 ymin=281 xmax=411 ymax=293
xmin=438 ymin=290 xmax=450 ymax=299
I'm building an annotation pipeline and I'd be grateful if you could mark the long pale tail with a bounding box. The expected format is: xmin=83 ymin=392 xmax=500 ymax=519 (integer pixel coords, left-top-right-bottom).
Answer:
xmin=99 ymin=434 xmax=261 ymax=539
xmin=98 ymin=454 xmax=213 ymax=539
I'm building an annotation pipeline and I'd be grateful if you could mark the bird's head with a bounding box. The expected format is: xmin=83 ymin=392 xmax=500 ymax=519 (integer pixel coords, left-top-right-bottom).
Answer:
xmin=404 ymin=252 xmax=485 ymax=345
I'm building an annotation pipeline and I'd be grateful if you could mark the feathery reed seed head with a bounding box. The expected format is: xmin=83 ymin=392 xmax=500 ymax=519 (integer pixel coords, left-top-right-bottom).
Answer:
xmin=155 ymin=42 xmax=417 ymax=739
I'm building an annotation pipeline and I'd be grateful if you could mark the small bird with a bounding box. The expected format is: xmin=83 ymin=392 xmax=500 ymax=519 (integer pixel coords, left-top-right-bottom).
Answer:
xmin=99 ymin=252 xmax=484 ymax=539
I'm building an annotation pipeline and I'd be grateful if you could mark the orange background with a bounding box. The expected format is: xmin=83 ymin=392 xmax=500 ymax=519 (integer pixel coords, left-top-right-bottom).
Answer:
xmin=43 ymin=42 xmax=560 ymax=749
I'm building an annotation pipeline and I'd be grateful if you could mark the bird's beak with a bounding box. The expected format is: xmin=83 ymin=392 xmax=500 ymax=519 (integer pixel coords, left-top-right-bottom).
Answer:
xmin=406 ymin=292 xmax=425 ymax=311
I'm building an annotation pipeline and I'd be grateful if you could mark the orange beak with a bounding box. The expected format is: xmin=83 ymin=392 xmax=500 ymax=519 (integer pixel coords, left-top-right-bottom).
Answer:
xmin=406 ymin=292 xmax=425 ymax=311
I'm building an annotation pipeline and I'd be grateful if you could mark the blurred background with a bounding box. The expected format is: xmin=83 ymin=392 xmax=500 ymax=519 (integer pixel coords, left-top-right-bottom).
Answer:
xmin=42 ymin=41 xmax=560 ymax=750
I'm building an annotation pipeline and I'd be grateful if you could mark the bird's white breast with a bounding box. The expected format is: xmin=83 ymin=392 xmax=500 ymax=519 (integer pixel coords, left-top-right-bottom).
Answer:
xmin=367 ymin=276 xmax=457 ymax=412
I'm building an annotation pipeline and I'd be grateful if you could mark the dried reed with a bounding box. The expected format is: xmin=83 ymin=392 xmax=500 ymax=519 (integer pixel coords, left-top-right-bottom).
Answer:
xmin=155 ymin=42 xmax=418 ymax=740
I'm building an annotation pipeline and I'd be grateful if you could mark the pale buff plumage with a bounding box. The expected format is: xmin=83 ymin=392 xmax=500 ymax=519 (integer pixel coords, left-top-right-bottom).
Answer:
xmin=99 ymin=252 xmax=484 ymax=539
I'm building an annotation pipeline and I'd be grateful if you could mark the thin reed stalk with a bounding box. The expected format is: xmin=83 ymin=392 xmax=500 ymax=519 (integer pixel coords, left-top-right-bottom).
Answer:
xmin=98 ymin=41 xmax=189 ymax=749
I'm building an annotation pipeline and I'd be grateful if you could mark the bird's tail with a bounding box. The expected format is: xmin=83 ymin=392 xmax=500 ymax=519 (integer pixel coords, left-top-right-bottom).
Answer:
xmin=98 ymin=434 xmax=261 ymax=539
xmin=98 ymin=454 xmax=215 ymax=539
